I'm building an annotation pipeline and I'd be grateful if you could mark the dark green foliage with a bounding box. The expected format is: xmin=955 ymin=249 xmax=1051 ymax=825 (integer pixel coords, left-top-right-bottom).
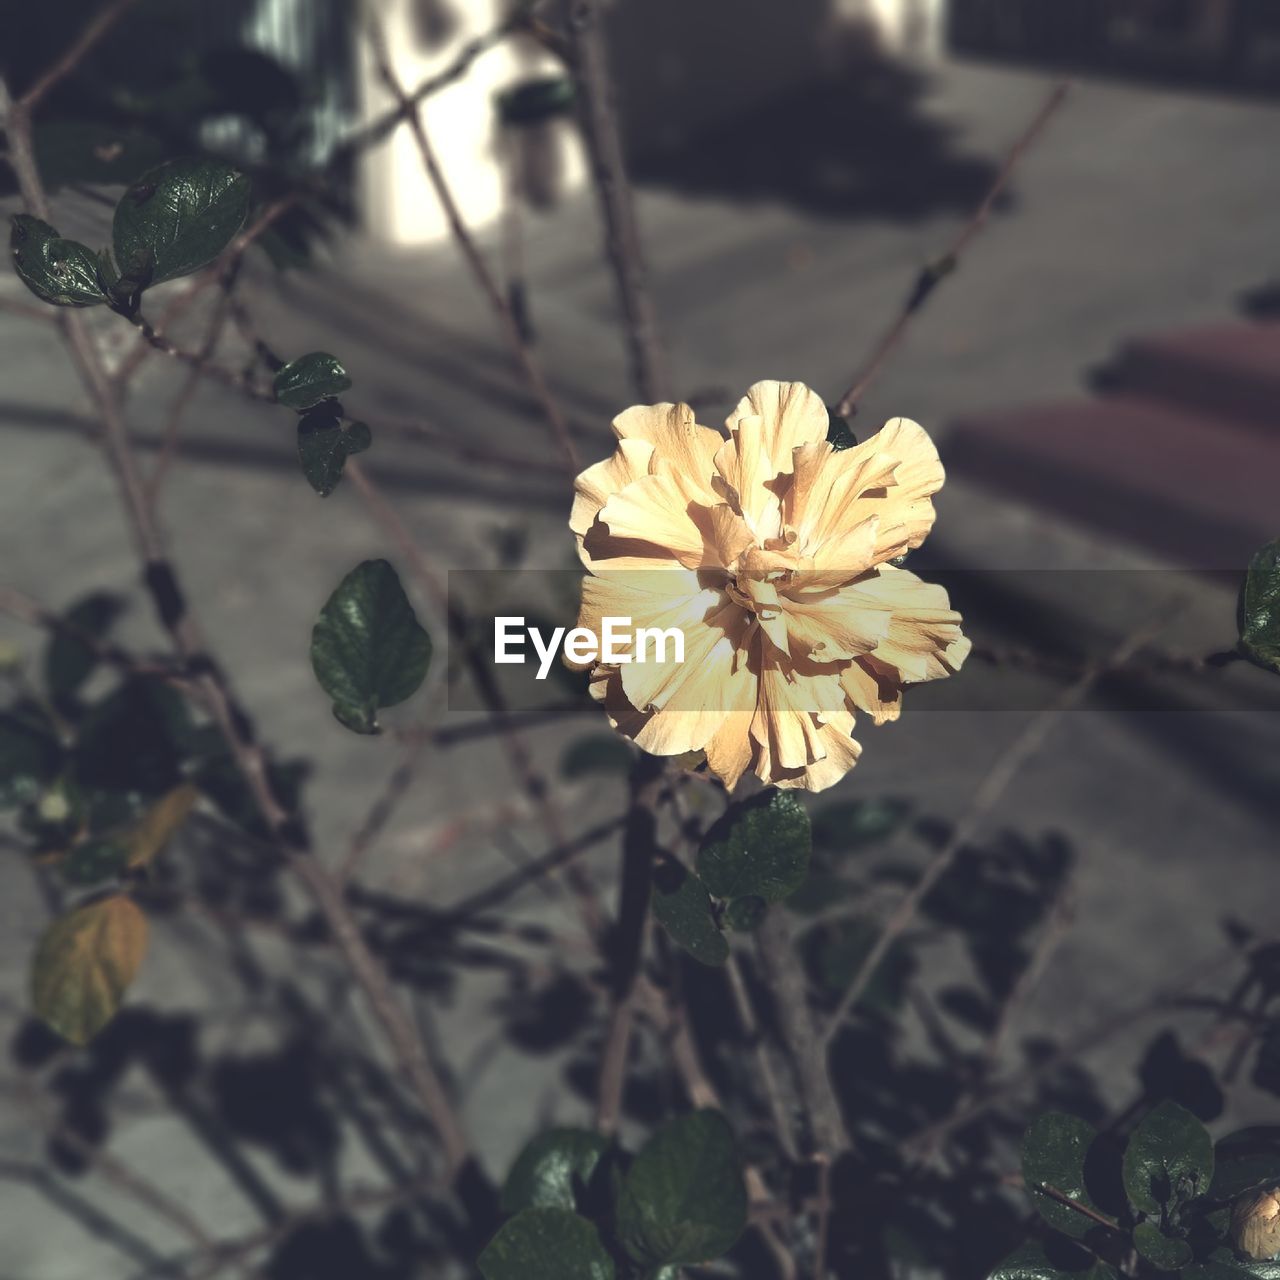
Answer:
xmin=989 ymin=1242 xmax=1118 ymax=1280
xmin=0 ymin=708 xmax=62 ymax=809
xmin=1123 ymin=1100 xmax=1214 ymax=1216
xmin=651 ymin=860 xmax=727 ymax=966
xmin=615 ymin=1110 xmax=747 ymax=1268
xmin=810 ymin=796 xmax=911 ymax=854
xmin=274 ymin=352 xmax=354 ymax=411
xmin=697 ymin=789 xmax=811 ymax=903
xmin=111 ymin=158 xmax=250 ymax=286
xmin=724 ymin=895 xmax=767 ymax=932
xmin=501 ymin=1128 xmax=611 ymax=1214
xmin=559 ymin=734 xmax=633 ymax=779
xmin=33 ymin=121 xmax=164 ymax=190
xmin=1239 ymin=539 xmax=1280 ymax=673
xmin=826 ymin=406 xmax=857 ymax=451
xmin=497 ymin=76 xmax=575 ymax=127
xmin=296 ymin=409 xmax=370 ymax=496
xmin=10 ymin=215 xmax=105 ymax=306
xmin=1021 ymin=1112 xmax=1104 ymax=1240
xmin=1210 ymin=1129 xmax=1280 ymax=1201
xmin=309 ymin=560 xmax=431 ymax=733
xmin=478 ymin=1207 xmax=615 ymax=1280
xmin=1133 ymin=1221 xmax=1194 ymax=1268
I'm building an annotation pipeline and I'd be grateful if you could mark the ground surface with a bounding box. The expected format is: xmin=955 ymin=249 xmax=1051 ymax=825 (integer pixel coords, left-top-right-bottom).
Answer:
xmin=1 ymin=56 xmax=1279 ymax=1279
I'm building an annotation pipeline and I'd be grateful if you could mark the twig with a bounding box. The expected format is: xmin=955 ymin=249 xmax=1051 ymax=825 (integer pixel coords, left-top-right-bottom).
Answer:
xmin=756 ymin=905 xmax=851 ymax=1154
xmin=1037 ymin=1181 xmax=1121 ymax=1233
xmin=364 ymin=14 xmax=581 ymax=473
xmin=560 ymin=0 xmax=670 ymax=402
xmin=16 ymin=0 xmax=141 ymax=111
xmin=338 ymin=736 xmax=430 ymax=885
xmin=595 ymin=754 xmax=664 ymax=1133
xmin=2 ymin=67 xmax=475 ymax=1187
xmin=822 ymin=610 xmax=1169 ymax=1049
xmin=834 ymin=80 xmax=1070 ymax=417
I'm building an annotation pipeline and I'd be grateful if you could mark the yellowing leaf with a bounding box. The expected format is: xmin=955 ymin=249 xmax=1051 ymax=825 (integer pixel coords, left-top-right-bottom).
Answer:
xmin=30 ymin=896 xmax=148 ymax=1045
xmin=126 ymin=783 xmax=198 ymax=869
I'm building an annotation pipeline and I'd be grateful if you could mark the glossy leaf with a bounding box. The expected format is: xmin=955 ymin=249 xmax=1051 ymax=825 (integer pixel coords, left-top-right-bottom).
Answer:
xmin=725 ymin=895 xmax=767 ymax=932
xmin=651 ymin=861 xmax=728 ymax=967
xmin=296 ymin=408 xmax=370 ymax=496
xmin=826 ymin=406 xmax=857 ymax=452
xmin=1021 ymin=1112 xmax=1104 ymax=1240
xmin=697 ymin=790 xmax=810 ymax=904
xmin=1185 ymin=1265 xmax=1262 ymax=1280
xmin=989 ymin=1242 xmax=1118 ymax=1280
xmin=1239 ymin=539 xmax=1280 ymax=674
xmin=30 ymin=896 xmax=148 ymax=1045
xmin=1123 ymin=1099 xmax=1215 ymax=1216
xmin=560 ymin=734 xmax=633 ymax=779
xmin=10 ymin=215 xmax=104 ymax=307
xmin=1133 ymin=1221 xmax=1193 ymax=1269
xmin=111 ymin=158 xmax=250 ymax=285
xmin=616 ymin=1109 xmax=747 ymax=1268
xmin=501 ymin=1128 xmax=610 ymax=1213
xmin=478 ymin=1208 xmax=614 ymax=1280
xmin=274 ymin=351 xmax=353 ymax=411
xmin=310 ymin=560 xmax=431 ymax=734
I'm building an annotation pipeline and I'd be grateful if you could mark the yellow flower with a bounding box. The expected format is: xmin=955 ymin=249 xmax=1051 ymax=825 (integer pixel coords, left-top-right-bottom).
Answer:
xmin=568 ymin=380 xmax=969 ymax=792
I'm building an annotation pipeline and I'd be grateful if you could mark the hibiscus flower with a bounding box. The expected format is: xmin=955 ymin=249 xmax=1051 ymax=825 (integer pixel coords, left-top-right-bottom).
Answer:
xmin=568 ymin=380 xmax=969 ymax=791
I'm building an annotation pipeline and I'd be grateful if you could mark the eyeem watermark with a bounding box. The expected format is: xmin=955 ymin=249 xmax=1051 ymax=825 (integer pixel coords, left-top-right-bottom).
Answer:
xmin=494 ymin=616 xmax=685 ymax=680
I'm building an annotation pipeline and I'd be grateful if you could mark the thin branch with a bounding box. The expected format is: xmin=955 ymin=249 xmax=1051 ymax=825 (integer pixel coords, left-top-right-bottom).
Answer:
xmin=822 ymin=609 xmax=1170 ymax=1049
xmin=17 ymin=0 xmax=141 ymax=111
xmin=2 ymin=73 xmax=475 ymax=1187
xmin=756 ymin=905 xmax=851 ymax=1154
xmin=560 ymin=0 xmax=670 ymax=402
xmin=364 ymin=14 xmax=581 ymax=473
xmin=834 ymin=80 xmax=1071 ymax=417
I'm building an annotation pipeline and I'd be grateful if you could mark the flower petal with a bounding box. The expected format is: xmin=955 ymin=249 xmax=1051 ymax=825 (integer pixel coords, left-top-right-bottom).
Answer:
xmin=727 ymin=380 xmax=828 ymax=477
xmin=612 ymin=401 xmax=724 ymax=504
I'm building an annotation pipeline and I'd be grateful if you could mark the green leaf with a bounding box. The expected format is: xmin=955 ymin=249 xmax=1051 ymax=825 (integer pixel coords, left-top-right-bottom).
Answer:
xmin=616 ymin=1109 xmax=747 ymax=1268
xmin=1240 ymin=539 xmax=1280 ymax=673
xmin=1134 ymin=1221 xmax=1193 ymax=1269
xmin=479 ymin=1208 xmax=614 ymax=1280
xmin=1211 ymin=1130 xmax=1280 ymax=1201
xmin=497 ymin=76 xmax=575 ymax=127
xmin=1021 ymin=1112 xmax=1105 ymax=1240
xmin=274 ymin=351 xmax=353 ymax=411
xmin=810 ymin=797 xmax=911 ymax=854
xmin=1185 ymin=1265 xmax=1262 ymax=1280
xmin=296 ymin=408 xmax=370 ymax=496
xmin=559 ymin=734 xmax=633 ymax=779
xmin=60 ymin=837 xmax=130 ymax=887
xmin=697 ymin=790 xmax=810 ymax=904
xmin=724 ymin=895 xmax=767 ymax=932
xmin=1123 ymin=1100 xmax=1215 ymax=1217
xmin=44 ymin=593 xmax=125 ymax=706
xmin=0 ymin=710 xmax=62 ymax=810
xmin=34 ymin=121 xmax=164 ymax=190
xmin=30 ymin=895 xmax=148 ymax=1045
xmin=989 ymin=1242 xmax=1118 ymax=1280
xmin=111 ymin=158 xmax=250 ymax=286
xmin=501 ymin=1128 xmax=610 ymax=1213
xmin=310 ymin=560 xmax=431 ymax=733
xmin=10 ymin=215 xmax=105 ymax=307
xmin=826 ymin=407 xmax=857 ymax=452
xmin=651 ymin=861 xmax=728 ymax=967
